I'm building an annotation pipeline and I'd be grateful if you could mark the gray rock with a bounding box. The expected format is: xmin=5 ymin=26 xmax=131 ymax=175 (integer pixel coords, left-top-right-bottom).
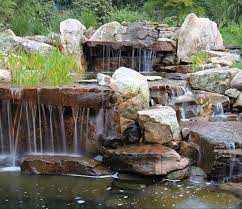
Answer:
xmin=90 ymin=21 xmax=126 ymax=42
xmin=166 ymin=166 xmax=190 ymax=180
xmin=185 ymin=121 xmax=242 ymax=180
xmin=0 ymin=69 xmax=11 ymax=81
xmin=138 ymin=106 xmax=180 ymax=144
xmin=230 ymin=71 xmax=242 ymax=91
xmin=103 ymin=144 xmax=190 ymax=176
xmin=21 ymin=155 xmax=113 ymax=176
xmin=209 ymin=51 xmax=240 ymax=67
xmin=225 ymin=88 xmax=240 ymax=99
xmin=97 ymin=73 xmax=112 ymax=86
xmin=189 ymin=67 xmax=239 ymax=94
xmin=111 ymin=67 xmax=150 ymax=132
xmin=189 ymin=166 xmax=207 ymax=182
xmin=60 ymin=19 xmax=86 ymax=55
xmin=0 ymin=29 xmax=53 ymax=55
xmin=233 ymin=93 xmax=242 ymax=109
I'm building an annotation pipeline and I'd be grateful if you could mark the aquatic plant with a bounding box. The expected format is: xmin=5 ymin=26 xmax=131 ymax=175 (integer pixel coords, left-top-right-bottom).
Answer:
xmin=2 ymin=49 xmax=83 ymax=86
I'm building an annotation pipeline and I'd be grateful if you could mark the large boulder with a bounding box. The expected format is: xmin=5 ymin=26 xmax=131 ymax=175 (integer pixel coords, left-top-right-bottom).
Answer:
xmin=103 ymin=144 xmax=190 ymax=175
xmin=0 ymin=29 xmax=53 ymax=55
xmin=233 ymin=93 xmax=242 ymax=110
xmin=60 ymin=19 xmax=86 ymax=54
xmin=225 ymin=88 xmax=240 ymax=100
xmin=20 ymin=155 xmax=113 ymax=176
xmin=112 ymin=67 xmax=150 ymax=104
xmin=138 ymin=106 xmax=180 ymax=144
xmin=189 ymin=67 xmax=239 ymax=94
xmin=90 ymin=21 xmax=126 ymax=42
xmin=230 ymin=72 xmax=242 ymax=91
xmin=177 ymin=13 xmax=224 ymax=62
xmin=111 ymin=67 xmax=150 ymax=132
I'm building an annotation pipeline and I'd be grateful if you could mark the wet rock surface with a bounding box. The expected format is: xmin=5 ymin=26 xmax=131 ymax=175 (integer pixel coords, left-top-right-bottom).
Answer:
xmin=0 ymin=83 xmax=114 ymax=109
xmin=103 ymin=144 xmax=190 ymax=176
xmin=20 ymin=155 xmax=113 ymax=176
xmin=183 ymin=121 xmax=242 ymax=180
xmin=219 ymin=183 xmax=242 ymax=198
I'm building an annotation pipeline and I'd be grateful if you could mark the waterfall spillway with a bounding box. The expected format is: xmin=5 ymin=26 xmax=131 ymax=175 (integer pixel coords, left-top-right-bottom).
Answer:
xmin=168 ymin=86 xmax=197 ymax=120
xmin=0 ymin=85 xmax=115 ymax=167
xmin=86 ymin=45 xmax=156 ymax=72
xmin=213 ymin=103 xmax=225 ymax=116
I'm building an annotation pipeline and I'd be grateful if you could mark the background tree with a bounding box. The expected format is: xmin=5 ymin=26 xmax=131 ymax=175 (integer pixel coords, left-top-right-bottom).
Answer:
xmin=0 ymin=0 xmax=16 ymax=23
xmin=145 ymin=0 xmax=204 ymax=26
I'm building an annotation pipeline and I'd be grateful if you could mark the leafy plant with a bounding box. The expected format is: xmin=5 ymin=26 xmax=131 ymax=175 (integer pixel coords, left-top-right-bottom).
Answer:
xmin=80 ymin=11 xmax=97 ymax=28
xmin=108 ymin=6 xmax=151 ymax=23
xmin=144 ymin=0 xmax=204 ymax=26
xmin=233 ymin=59 xmax=242 ymax=69
xmin=191 ymin=51 xmax=210 ymax=72
xmin=2 ymin=50 xmax=83 ymax=87
xmin=72 ymin=0 xmax=113 ymax=24
xmin=220 ymin=22 xmax=242 ymax=48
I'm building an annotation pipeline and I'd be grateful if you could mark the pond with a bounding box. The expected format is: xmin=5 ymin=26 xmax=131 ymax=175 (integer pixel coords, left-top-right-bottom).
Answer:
xmin=0 ymin=170 xmax=241 ymax=209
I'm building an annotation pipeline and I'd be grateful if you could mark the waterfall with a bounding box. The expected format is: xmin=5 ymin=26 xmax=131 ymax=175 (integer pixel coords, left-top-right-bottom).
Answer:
xmin=168 ymin=87 xmax=194 ymax=120
xmin=99 ymin=46 xmax=156 ymax=72
xmin=0 ymin=99 xmax=101 ymax=166
xmin=213 ymin=103 xmax=225 ymax=116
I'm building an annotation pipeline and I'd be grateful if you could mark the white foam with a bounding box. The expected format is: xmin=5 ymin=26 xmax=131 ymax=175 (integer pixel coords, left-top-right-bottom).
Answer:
xmin=68 ymin=172 xmax=119 ymax=179
xmin=0 ymin=166 xmax=20 ymax=172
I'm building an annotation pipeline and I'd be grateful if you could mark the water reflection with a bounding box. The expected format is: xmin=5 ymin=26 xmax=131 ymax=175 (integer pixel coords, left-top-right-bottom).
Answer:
xmin=0 ymin=172 xmax=240 ymax=209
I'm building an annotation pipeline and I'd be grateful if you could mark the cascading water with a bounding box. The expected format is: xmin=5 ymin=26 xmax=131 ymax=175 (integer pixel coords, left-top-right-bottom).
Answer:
xmin=0 ymin=95 xmax=108 ymax=167
xmin=168 ymin=86 xmax=195 ymax=120
xmin=93 ymin=46 xmax=156 ymax=72
xmin=213 ymin=103 xmax=225 ymax=116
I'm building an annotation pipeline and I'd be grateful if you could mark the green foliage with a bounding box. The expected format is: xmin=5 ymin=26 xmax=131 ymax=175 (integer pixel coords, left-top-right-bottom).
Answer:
xmin=220 ymin=22 xmax=242 ymax=48
xmin=191 ymin=51 xmax=210 ymax=72
xmin=204 ymin=0 xmax=241 ymax=26
xmin=72 ymin=0 xmax=113 ymax=24
xmin=108 ymin=7 xmax=151 ymax=23
xmin=233 ymin=60 xmax=242 ymax=69
xmin=1 ymin=50 xmax=82 ymax=87
xmin=80 ymin=11 xmax=97 ymax=28
xmin=0 ymin=0 xmax=16 ymax=23
xmin=47 ymin=11 xmax=73 ymax=33
xmin=145 ymin=0 xmax=204 ymax=26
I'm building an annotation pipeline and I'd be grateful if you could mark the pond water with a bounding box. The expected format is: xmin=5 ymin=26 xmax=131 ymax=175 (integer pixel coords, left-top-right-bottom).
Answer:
xmin=0 ymin=170 xmax=241 ymax=209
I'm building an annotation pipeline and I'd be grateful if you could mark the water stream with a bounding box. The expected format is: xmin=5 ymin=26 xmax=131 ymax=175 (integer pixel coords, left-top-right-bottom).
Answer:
xmin=0 ymin=99 xmax=105 ymax=166
xmin=95 ymin=46 xmax=156 ymax=72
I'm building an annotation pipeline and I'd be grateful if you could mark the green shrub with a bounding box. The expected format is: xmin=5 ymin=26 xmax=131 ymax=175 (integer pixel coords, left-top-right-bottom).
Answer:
xmin=72 ymin=0 xmax=113 ymax=24
xmin=191 ymin=51 xmax=210 ymax=72
xmin=2 ymin=50 xmax=83 ymax=86
xmin=220 ymin=22 xmax=242 ymax=48
xmin=80 ymin=11 xmax=97 ymax=28
xmin=108 ymin=7 xmax=151 ymax=23
xmin=10 ymin=15 xmax=48 ymax=36
xmin=47 ymin=11 xmax=74 ymax=33
xmin=233 ymin=59 xmax=242 ymax=69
